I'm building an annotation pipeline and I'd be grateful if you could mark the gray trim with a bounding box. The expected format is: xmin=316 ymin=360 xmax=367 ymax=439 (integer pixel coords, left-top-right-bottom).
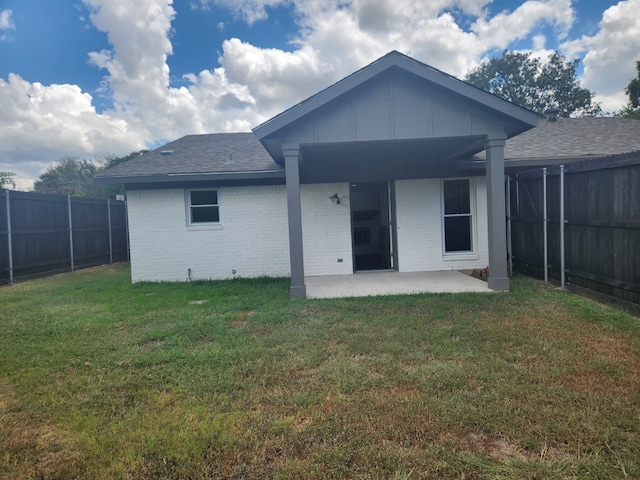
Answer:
xmin=485 ymin=137 xmax=509 ymax=291
xmin=95 ymin=169 xmax=285 ymax=185
xmin=125 ymin=177 xmax=285 ymax=192
xmin=284 ymin=148 xmax=306 ymax=298
xmin=389 ymin=181 xmax=399 ymax=271
xmin=459 ymin=156 xmax=617 ymax=172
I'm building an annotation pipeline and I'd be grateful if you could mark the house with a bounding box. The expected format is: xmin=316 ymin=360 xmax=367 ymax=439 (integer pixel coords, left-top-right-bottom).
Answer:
xmin=94 ymin=51 xmax=639 ymax=298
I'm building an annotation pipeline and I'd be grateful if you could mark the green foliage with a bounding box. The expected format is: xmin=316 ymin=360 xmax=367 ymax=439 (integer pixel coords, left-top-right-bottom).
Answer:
xmin=0 ymin=171 xmax=16 ymax=189
xmin=619 ymin=61 xmax=640 ymax=119
xmin=33 ymin=157 xmax=101 ymax=197
xmin=465 ymin=50 xmax=602 ymax=117
xmin=33 ymin=150 xmax=146 ymax=199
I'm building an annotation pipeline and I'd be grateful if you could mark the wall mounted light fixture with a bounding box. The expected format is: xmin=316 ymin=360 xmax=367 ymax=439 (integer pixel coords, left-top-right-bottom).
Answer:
xmin=330 ymin=193 xmax=343 ymax=204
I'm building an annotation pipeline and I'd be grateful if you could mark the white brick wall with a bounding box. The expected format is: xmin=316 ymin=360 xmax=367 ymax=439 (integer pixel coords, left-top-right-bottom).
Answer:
xmin=127 ymin=178 xmax=489 ymax=283
xmin=127 ymin=182 xmax=354 ymax=282
xmin=301 ymin=183 xmax=353 ymax=276
xmin=394 ymin=177 xmax=489 ymax=272
xmin=127 ymin=186 xmax=291 ymax=282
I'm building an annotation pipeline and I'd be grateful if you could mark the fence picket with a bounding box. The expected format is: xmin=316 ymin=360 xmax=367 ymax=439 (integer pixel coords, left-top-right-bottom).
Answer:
xmin=0 ymin=190 xmax=128 ymax=285
xmin=510 ymin=152 xmax=640 ymax=305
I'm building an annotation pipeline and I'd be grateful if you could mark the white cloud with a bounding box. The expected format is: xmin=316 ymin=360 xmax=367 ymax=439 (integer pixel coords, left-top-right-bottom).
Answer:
xmin=194 ymin=0 xmax=289 ymax=24
xmin=3 ymin=0 xmax=637 ymax=190
xmin=0 ymin=74 xmax=144 ymax=190
xmin=0 ymin=9 xmax=16 ymax=41
xmin=0 ymin=9 xmax=15 ymax=30
xmin=561 ymin=0 xmax=640 ymax=113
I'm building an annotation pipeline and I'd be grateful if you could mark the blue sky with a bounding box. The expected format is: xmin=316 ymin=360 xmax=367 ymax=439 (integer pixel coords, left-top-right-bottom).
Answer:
xmin=0 ymin=0 xmax=638 ymax=189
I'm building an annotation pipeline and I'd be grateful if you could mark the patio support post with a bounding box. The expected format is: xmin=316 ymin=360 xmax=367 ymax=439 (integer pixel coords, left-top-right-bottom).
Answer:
xmin=485 ymin=136 xmax=509 ymax=291
xmin=284 ymin=146 xmax=306 ymax=298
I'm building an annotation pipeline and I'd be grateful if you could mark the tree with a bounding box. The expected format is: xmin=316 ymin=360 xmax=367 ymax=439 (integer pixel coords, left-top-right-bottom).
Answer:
xmin=619 ymin=61 xmax=640 ymax=119
xmin=100 ymin=150 xmax=147 ymax=199
xmin=33 ymin=150 xmax=146 ymax=199
xmin=34 ymin=157 xmax=101 ymax=197
xmin=0 ymin=171 xmax=16 ymax=189
xmin=465 ymin=51 xmax=602 ymax=118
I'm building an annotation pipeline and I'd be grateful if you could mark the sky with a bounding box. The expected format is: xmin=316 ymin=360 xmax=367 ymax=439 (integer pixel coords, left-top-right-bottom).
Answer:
xmin=1 ymin=0 xmax=639 ymax=190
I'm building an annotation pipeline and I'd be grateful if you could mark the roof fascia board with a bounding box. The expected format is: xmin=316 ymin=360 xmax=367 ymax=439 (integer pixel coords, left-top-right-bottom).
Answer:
xmin=94 ymin=169 xmax=285 ymax=185
xmin=459 ymin=156 xmax=611 ymax=171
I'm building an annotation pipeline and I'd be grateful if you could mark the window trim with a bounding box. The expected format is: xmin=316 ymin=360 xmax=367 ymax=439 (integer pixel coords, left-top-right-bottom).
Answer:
xmin=441 ymin=177 xmax=476 ymax=257
xmin=185 ymin=189 xmax=222 ymax=229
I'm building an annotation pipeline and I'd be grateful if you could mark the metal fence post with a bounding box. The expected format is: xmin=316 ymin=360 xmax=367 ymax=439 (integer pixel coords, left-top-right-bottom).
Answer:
xmin=107 ymin=199 xmax=113 ymax=264
xmin=125 ymin=201 xmax=130 ymax=262
xmin=5 ymin=190 xmax=13 ymax=285
xmin=68 ymin=195 xmax=75 ymax=272
xmin=506 ymin=175 xmax=513 ymax=276
xmin=560 ymin=165 xmax=565 ymax=289
xmin=543 ymin=168 xmax=548 ymax=284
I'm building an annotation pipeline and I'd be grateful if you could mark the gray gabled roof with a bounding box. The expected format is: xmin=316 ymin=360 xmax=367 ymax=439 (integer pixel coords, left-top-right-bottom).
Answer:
xmin=253 ymin=50 xmax=540 ymax=141
xmin=97 ymin=118 xmax=640 ymax=184
xmin=471 ymin=117 xmax=640 ymax=168
xmin=94 ymin=133 xmax=283 ymax=184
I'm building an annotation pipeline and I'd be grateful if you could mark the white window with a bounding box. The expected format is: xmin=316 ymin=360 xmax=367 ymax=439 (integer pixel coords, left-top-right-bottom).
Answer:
xmin=442 ymin=179 xmax=473 ymax=253
xmin=187 ymin=189 xmax=219 ymax=224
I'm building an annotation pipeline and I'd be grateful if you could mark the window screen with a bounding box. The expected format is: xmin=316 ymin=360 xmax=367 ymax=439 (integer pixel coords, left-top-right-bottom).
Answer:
xmin=189 ymin=190 xmax=219 ymax=224
xmin=443 ymin=179 xmax=472 ymax=253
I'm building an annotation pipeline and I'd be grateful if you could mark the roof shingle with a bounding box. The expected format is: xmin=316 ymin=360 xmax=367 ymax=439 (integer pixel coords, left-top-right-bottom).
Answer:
xmin=96 ymin=133 xmax=282 ymax=180
xmin=475 ymin=117 xmax=640 ymax=161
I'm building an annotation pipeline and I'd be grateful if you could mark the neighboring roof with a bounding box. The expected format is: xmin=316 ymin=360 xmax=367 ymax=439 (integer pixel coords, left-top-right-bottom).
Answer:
xmin=253 ymin=50 xmax=540 ymax=142
xmin=471 ymin=117 xmax=640 ymax=168
xmin=94 ymin=133 xmax=283 ymax=184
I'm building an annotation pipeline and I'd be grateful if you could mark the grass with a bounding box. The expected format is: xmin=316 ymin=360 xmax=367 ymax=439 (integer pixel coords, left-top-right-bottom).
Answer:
xmin=1 ymin=263 xmax=639 ymax=479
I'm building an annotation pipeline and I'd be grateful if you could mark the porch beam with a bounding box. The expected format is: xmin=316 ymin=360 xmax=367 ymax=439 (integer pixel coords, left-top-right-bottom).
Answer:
xmin=284 ymin=146 xmax=306 ymax=298
xmin=485 ymin=136 xmax=509 ymax=291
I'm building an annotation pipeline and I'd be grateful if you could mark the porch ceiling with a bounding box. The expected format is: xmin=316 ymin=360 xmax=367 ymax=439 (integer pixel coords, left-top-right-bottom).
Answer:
xmin=299 ymin=135 xmax=486 ymax=183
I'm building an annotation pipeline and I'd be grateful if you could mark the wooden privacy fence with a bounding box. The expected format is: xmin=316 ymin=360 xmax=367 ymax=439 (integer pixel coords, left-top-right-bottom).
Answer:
xmin=508 ymin=151 xmax=640 ymax=306
xmin=0 ymin=190 xmax=128 ymax=285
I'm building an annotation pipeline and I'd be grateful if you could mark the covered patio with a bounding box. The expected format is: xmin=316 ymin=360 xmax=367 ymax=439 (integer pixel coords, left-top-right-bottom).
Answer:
xmin=253 ymin=51 xmax=540 ymax=298
xmin=305 ymin=270 xmax=492 ymax=299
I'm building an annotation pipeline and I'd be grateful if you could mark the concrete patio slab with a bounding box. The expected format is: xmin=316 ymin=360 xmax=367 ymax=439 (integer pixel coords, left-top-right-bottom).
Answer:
xmin=305 ymin=270 xmax=493 ymax=299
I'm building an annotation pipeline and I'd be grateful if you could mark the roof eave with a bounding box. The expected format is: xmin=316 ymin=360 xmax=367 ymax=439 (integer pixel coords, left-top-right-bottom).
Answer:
xmin=459 ymin=155 xmax=609 ymax=171
xmin=94 ymin=169 xmax=286 ymax=185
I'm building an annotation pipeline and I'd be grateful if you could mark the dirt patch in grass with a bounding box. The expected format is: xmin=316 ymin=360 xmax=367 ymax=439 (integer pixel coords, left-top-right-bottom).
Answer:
xmin=560 ymin=333 xmax=640 ymax=397
xmin=139 ymin=337 xmax=166 ymax=349
xmin=228 ymin=310 xmax=255 ymax=329
xmin=0 ymin=381 xmax=85 ymax=479
xmin=578 ymin=333 xmax=638 ymax=364
xmin=464 ymin=432 xmax=572 ymax=464
xmin=467 ymin=433 xmax=527 ymax=461
xmin=189 ymin=335 xmax=213 ymax=349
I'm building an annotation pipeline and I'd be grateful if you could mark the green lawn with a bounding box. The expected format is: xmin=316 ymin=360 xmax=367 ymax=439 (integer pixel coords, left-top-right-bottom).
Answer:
xmin=1 ymin=263 xmax=639 ymax=479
